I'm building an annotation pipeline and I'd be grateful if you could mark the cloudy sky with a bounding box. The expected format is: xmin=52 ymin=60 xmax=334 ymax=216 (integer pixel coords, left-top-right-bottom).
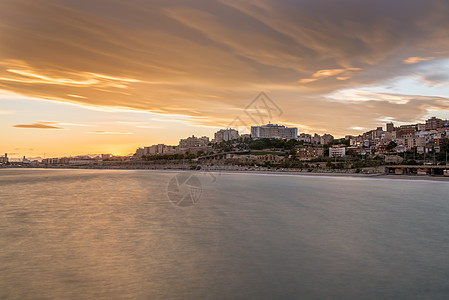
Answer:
xmin=1 ymin=0 xmax=449 ymax=157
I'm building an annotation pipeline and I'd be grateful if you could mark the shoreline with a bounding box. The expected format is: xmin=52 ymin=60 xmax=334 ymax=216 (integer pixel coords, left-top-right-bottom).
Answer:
xmin=3 ymin=166 xmax=449 ymax=182
xmin=188 ymin=169 xmax=449 ymax=182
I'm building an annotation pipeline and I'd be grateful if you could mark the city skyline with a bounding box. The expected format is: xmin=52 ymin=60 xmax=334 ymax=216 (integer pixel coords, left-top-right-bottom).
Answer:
xmin=3 ymin=115 xmax=448 ymax=161
xmin=2 ymin=0 xmax=449 ymax=158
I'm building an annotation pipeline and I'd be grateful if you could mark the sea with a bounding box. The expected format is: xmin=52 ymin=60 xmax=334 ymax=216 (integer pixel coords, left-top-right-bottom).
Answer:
xmin=1 ymin=168 xmax=449 ymax=299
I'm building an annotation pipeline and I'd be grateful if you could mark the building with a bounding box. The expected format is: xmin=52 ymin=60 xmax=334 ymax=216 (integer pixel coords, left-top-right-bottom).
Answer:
xmin=101 ymin=154 xmax=112 ymax=160
xmin=213 ymin=129 xmax=239 ymax=143
xmin=135 ymin=148 xmax=144 ymax=158
xmin=386 ymin=122 xmax=395 ymax=133
xmin=404 ymin=137 xmax=426 ymax=150
xmin=296 ymin=147 xmax=324 ymax=161
xmin=398 ymin=125 xmax=416 ymax=137
xmin=381 ymin=131 xmax=393 ymax=140
xmin=375 ymin=127 xmax=384 ymax=139
xmin=298 ymin=133 xmax=312 ymax=143
xmin=320 ymin=134 xmax=334 ymax=145
xmin=426 ymin=117 xmax=445 ymax=130
xmin=329 ymin=147 xmax=346 ymax=158
xmin=179 ymin=135 xmax=209 ymax=148
xmin=0 ymin=153 xmax=8 ymax=164
xmin=134 ymin=144 xmax=178 ymax=158
xmin=251 ymin=123 xmax=298 ymax=140
xmin=417 ymin=124 xmax=426 ymax=131
xmin=416 ymin=146 xmax=433 ymax=154
xmin=143 ymin=144 xmax=166 ymax=155
xmin=434 ymin=138 xmax=446 ymax=146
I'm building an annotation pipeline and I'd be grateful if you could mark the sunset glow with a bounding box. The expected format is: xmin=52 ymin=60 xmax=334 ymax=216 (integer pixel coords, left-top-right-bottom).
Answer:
xmin=1 ymin=0 xmax=449 ymax=158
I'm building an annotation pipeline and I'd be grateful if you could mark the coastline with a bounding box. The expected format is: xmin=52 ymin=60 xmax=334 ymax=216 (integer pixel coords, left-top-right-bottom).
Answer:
xmin=188 ymin=169 xmax=449 ymax=182
xmin=3 ymin=165 xmax=449 ymax=182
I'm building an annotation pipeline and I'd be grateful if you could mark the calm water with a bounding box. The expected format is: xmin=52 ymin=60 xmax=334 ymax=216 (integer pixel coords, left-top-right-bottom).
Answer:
xmin=1 ymin=169 xmax=449 ymax=299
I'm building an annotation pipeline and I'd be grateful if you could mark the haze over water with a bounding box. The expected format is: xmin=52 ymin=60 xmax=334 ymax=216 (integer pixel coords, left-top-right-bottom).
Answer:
xmin=1 ymin=169 xmax=449 ymax=299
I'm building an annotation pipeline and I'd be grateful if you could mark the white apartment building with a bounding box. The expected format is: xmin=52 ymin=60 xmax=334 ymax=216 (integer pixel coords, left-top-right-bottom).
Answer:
xmin=179 ymin=135 xmax=209 ymax=148
xmin=329 ymin=147 xmax=346 ymax=158
xmin=214 ymin=129 xmax=239 ymax=143
xmin=251 ymin=123 xmax=298 ymax=140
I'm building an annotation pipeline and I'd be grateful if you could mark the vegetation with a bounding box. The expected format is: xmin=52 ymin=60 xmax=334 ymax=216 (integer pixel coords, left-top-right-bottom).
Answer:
xmin=386 ymin=141 xmax=398 ymax=151
xmin=248 ymin=138 xmax=303 ymax=150
xmin=141 ymin=153 xmax=195 ymax=161
xmin=325 ymin=138 xmax=350 ymax=147
xmin=138 ymin=136 xmax=449 ymax=170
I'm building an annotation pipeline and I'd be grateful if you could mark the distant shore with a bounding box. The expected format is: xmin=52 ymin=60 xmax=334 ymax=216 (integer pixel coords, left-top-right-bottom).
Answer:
xmin=183 ymin=169 xmax=449 ymax=182
xmin=3 ymin=165 xmax=449 ymax=182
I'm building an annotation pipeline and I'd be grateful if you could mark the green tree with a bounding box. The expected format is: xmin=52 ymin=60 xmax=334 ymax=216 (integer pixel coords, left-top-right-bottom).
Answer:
xmin=386 ymin=141 xmax=398 ymax=152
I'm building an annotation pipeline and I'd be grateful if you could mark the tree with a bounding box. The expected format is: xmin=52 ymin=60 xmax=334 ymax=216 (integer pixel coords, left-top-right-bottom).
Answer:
xmin=386 ymin=141 xmax=398 ymax=152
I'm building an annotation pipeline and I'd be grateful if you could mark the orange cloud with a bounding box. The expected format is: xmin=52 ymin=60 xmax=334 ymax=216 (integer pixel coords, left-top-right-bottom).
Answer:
xmin=67 ymin=94 xmax=87 ymax=99
xmin=298 ymin=68 xmax=361 ymax=84
xmin=1 ymin=61 xmax=139 ymax=90
xmin=312 ymin=69 xmax=346 ymax=78
xmin=13 ymin=122 xmax=63 ymax=129
xmin=403 ymin=56 xmax=434 ymax=64
xmin=0 ymin=0 xmax=449 ymax=142
xmin=297 ymin=78 xmax=318 ymax=84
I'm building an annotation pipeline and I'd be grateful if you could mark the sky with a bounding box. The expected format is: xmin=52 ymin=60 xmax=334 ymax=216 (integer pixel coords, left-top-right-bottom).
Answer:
xmin=1 ymin=0 xmax=449 ymax=158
